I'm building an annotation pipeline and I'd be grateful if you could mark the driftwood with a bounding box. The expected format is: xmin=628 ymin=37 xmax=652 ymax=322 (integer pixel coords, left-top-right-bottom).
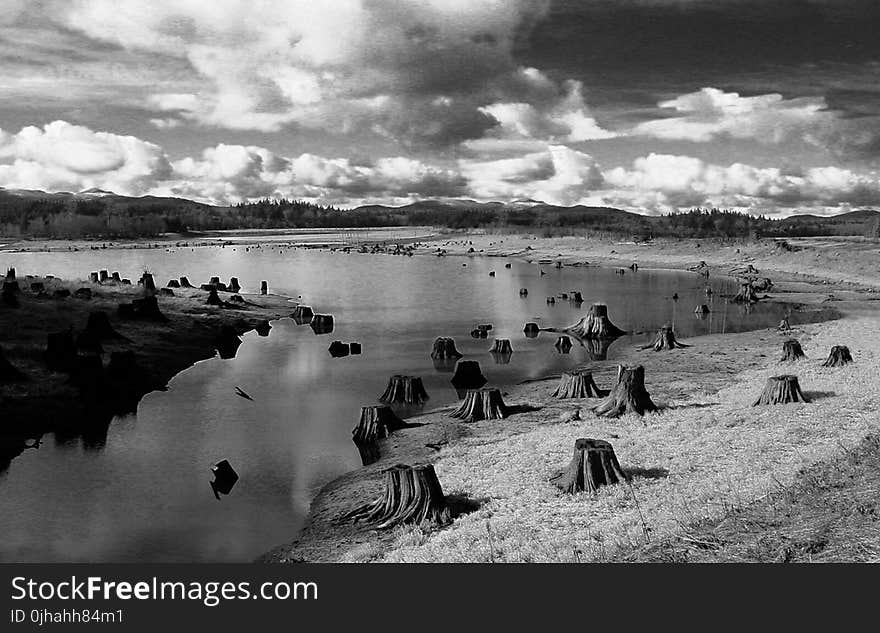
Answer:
xmin=489 ymin=339 xmax=513 ymax=354
xmin=450 ymin=387 xmax=507 ymax=422
xmin=352 ymin=405 xmax=406 ymax=443
xmin=310 ymin=314 xmax=334 ymax=335
xmin=753 ymin=375 xmax=809 ymax=405
xmin=328 ymin=341 xmax=350 ymax=357
xmin=565 ymin=304 xmax=625 ymax=339
xmin=379 ymin=375 xmax=430 ymax=405
xmin=733 ymin=282 xmax=759 ymax=304
xmin=642 ymin=325 xmax=689 ymax=351
xmin=822 ymin=345 xmax=852 ymax=367
xmin=555 ymin=335 xmax=573 ymax=353
xmin=780 ymin=339 xmax=806 ymax=362
xmin=592 ymin=365 xmax=658 ymax=418
xmin=450 ymin=360 xmax=487 ymax=390
xmin=430 ymin=336 xmax=461 ymax=360
xmin=343 ymin=463 xmax=450 ymax=529
xmin=550 ymin=438 xmax=627 ymax=494
xmin=552 ymin=370 xmax=605 ymax=399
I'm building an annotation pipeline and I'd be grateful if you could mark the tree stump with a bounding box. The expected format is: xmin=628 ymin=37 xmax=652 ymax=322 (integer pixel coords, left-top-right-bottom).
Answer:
xmin=85 ymin=311 xmax=124 ymax=340
xmin=310 ymin=314 xmax=334 ymax=334
xmin=73 ymin=287 xmax=92 ymax=300
xmin=99 ymin=270 xmax=109 ymax=282
xmin=450 ymin=387 xmax=507 ymax=422
xmin=260 ymin=281 xmax=268 ymax=295
xmin=139 ymin=272 xmax=156 ymax=293
xmin=550 ymin=438 xmax=627 ymax=494
xmin=555 ymin=335 xmax=573 ymax=353
xmin=822 ymin=345 xmax=853 ymax=367
xmin=430 ymin=336 xmax=461 ymax=360
xmin=523 ymin=322 xmax=540 ymax=337
xmin=780 ymin=339 xmax=806 ymax=362
xmin=592 ymin=365 xmax=658 ymax=418
xmin=643 ymin=325 xmax=689 ymax=351
xmin=552 ymin=370 xmax=605 ymax=399
xmin=229 ymin=277 xmax=241 ymax=293
xmin=489 ymin=339 xmax=513 ymax=354
xmin=0 ymin=345 xmax=26 ymax=382
xmin=570 ymin=291 xmax=583 ymax=303
xmin=53 ymin=288 xmax=71 ymax=299
xmin=694 ymin=304 xmax=710 ymax=315
xmin=565 ymin=303 xmax=625 ymax=338
xmin=351 ymin=405 xmax=406 ymax=443
xmin=179 ymin=276 xmax=193 ymax=288
xmin=752 ymin=375 xmax=809 ymax=405
xmin=489 ymin=271 xmax=495 ymax=277
xmin=2 ymin=281 xmax=19 ymax=306
xmin=89 ymin=272 xmax=99 ymax=283
xmin=206 ymin=287 xmax=224 ymax=306
xmin=379 ymin=375 xmax=430 ymax=405
xmin=111 ymin=272 xmax=121 ymax=282
xmin=450 ymin=359 xmax=487 ymax=389
xmin=255 ymin=320 xmax=271 ymax=336
xmin=5 ymin=267 xmax=15 ymax=280
xmin=343 ymin=463 xmax=450 ymax=529
xmin=167 ymin=279 xmax=181 ymax=288
xmin=291 ymin=305 xmax=314 ymax=323
xmin=733 ymin=282 xmax=759 ymax=303
xmin=470 ymin=328 xmax=488 ymax=339
xmin=350 ymin=342 xmax=362 ymax=355
xmin=215 ymin=325 xmax=242 ymax=359
xmin=328 ymin=341 xmax=350 ymax=357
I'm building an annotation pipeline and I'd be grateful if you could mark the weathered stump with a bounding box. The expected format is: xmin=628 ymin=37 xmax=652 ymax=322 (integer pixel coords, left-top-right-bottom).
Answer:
xmin=352 ymin=405 xmax=406 ymax=443
xmin=179 ymin=276 xmax=193 ymax=288
xmin=5 ymin=267 xmax=15 ymax=280
xmin=780 ymin=339 xmax=806 ymax=362
xmin=229 ymin=277 xmax=241 ymax=293
xmin=139 ymin=272 xmax=156 ymax=293
xmin=470 ymin=327 xmax=488 ymax=339
xmin=552 ymin=370 xmax=605 ymax=399
xmin=167 ymin=279 xmax=181 ymax=288
xmin=379 ymin=375 xmax=430 ymax=405
xmin=328 ymin=341 xmax=350 ymax=357
xmin=555 ymin=335 xmax=573 ymax=353
xmin=546 ymin=296 xmax=556 ymax=304
xmin=0 ymin=345 xmax=26 ymax=382
xmin=450 ymin=387 xmax=507 ymax=422
xmin=291 ymin=305 xmax=314 ymax=323
xmin=30 ymin=281 xmax=44 ymax=293
xmin=753 ymin=375 xmax=809 ymax=405
xmin=310 ymin=314 xmax=334 ymax=335
xmin=159 ymin=288 xmax=174 ymax=296
xmin=255 ymin=320 xmax=271 ymax=336
xmin=450 ymin=359 xmax=487 ymax=390
xmin=53 ymin=288 xmax=70 ymax=299
xmin=489 ymin=271 xmax=495 ymax=277
xmin=215 ymin=325 xmax=242 ymax=359
xmin=343 ymin=464 xmax=450 ymax=529
xmin=111 ymin=272 xmax=121 ymax=282
xmin=566 ymin=303 xmax=625 ymax=339
xmin=430 ymin=336 xmax=461 ymax=360
xmin=822 ymin=345 xmax=853 ymax=367
xmin=523 ymin=322 xmax=540 ymax=337
xmin=733 ymin=282 xmax=759 ymax=304
xmin=130 ymin=296 xmax=167 ymax=321
xmin=489 ymin=339 xmax=513 ymax=354
xmin=99 ymin=270 xmax=109 ymax=282
xmin=550 ymin=438 xmax=627 ymax=494
xmin=643 ymin=325 xmax=689 ymax=351
xmin=592 ymin=365 xmax=658 ymax=418
xmin=260 ymin=281 xmax=268 ymax=295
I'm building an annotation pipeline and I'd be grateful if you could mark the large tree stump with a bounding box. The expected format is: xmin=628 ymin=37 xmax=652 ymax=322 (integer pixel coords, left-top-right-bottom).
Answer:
xmin=550 ymin=438 xmax=627 ymax=494
xmin=753 ymin=375 xmax=809 ymax=405
xmin=0 ymin=345 xmax=26 ymax=382
xmin=6 ymin=267 xmax=15 ymax=280
xmin=565 ymin=303 xmax=625 ymax=339
xmin=450 ymin=387 xmax=507 ymax=422
xmin=552 ymin=370 xmax=605 ymax=399
xmin=343 ymin=464 xmax=450 ymax=529
xmin=489 ymin=339 xmax=513 ymax=354
xmin=450 ymin=359 xmax=487 ymax=389
xmin=206 ymin=287 xmax=223 ymax=306
xmin=379 ymin=375 xmax=430 ymax=405
xmin=592 ymin=365 xmax=658 ymax=418
xmin=555 ymin=336 xmax=573 ymax=353
xmin=733 ymin=282 xmax=759 ymax=303
xmin=780 ymin=339 xmax=806 ymax=362
xmin=352 ymin=405 xmax=406 ymax=443
xmin=89 ymin=272 xmax=99 ymax=283
xmin=642 ymin=325 xmax=689 ymax=351
xmin=822 ymin=345 xmax=853 ymax=367
xmin=430 ymin=336 xmax=461 ymax=360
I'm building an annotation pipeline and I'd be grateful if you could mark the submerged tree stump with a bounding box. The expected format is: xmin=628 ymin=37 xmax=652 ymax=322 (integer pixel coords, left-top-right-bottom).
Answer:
xmin=592 ymin=365 xmax=658 ymax=418
xmin=822 ymin=345 xmax=853 ymax=367
xmin=450 ymin=359 xmax=487 ymax=390
xmin=555 ymin=335 xmax=573 ymax=353
xmin=643 ymin=325 xmax=689 ymax=351
xmin=550 ymin=438 xmax=627 ymax=494
xmin=523 ymin=322 xmax=540 ymax=337
xmin=430 ymin=336 xmax=461 ymax=360
xmin=450 ymin=387 xmax=507 ymax=422
xmin=489 ymin=339 xmax=513 ymax=354
xmin=780 ymin=339 xmax=806 ymax=362
xmin=291 ymin=305 xmax=314 ymax=323
xmin=733 ymin=282 xmax=759 ymax=303
xmin=352 ymin=405 xmax=407 ymax=443
xmin=566 ymin=303 xmax=625 ymax=339
xmin=344 ymin=464 xmax=450 ymax=529
xmin=753 ymin=375 xmax=809 ymax=405
xmin=379 ymin=375 xmax=430 ymax=405
xmin=310 ymin=314 xmax=334 ymax=334
xmin=552 ymin=370 xmax=605 ymax=399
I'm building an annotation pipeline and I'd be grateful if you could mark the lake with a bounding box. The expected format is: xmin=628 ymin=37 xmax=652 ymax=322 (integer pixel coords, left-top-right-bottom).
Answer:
xmin=0 ymin=234 xmax=834 ymax=561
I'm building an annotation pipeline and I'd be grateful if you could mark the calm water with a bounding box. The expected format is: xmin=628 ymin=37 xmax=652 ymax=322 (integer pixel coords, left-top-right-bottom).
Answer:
xmin=0 ymin=236 xmax=833 ymax=561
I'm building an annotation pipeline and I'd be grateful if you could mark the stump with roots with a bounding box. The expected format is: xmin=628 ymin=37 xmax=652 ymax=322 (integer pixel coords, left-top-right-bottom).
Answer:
xmin=565 ymin=303 xmax=625 ymax=339
xmin=291 ymin=305 xmax=314 ymax=323
xmin=555 ymin=335 xmax=573 ymax=353
xmin=550 ymin=438 xmax=627 ymax=494
xmin=822 ymin=345 xmax=853 ymax=367
xmin=450 ymin=387 xmax=507 ymax=422
xmin=343 ymin=463 xmax=450 ymax=529
xmin=0 ymin=345 xmax=26 ymax=382
xmin=430 ymin=336 xmax=461 ymax=360
xmin=215 ymin=325 xmax=242 ymax=359
xmin=592 ymin=365 xmax=658 ymax=418
xmin=780 ymin=338 xmax=806 ymax=362
xmin=450 ymin=359 xmax=487 ymax=390
xmin=310 ymin=314 xmax=334 ymax=335
xmin=379 ymin=375 xmax=430 ymax=405
xmin=489 ymin=339 xmax=513 ymax=354
xmin=753 ymin=375 xmax=810 ymax=405
xmin=352 ymin=405 xmax=406 ymax=443
xmin=552 ymin=370 xmax=605 ymax=399
xmin=254 ymin=320 xmax=271 ymax=337
xmin=733 ymin=282 xmax=759 ymax=304
xmin=642 ymin=325 xmax=689 ymax=351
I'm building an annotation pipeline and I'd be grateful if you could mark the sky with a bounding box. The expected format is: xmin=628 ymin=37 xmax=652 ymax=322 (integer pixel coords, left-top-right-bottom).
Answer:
xmin=1 ymin=0 xmax=880 ymax=215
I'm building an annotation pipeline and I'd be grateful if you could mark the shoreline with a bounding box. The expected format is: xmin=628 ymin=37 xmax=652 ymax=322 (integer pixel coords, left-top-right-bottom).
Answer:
xmin=263 ymin=233 xmax=879 ymax=563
